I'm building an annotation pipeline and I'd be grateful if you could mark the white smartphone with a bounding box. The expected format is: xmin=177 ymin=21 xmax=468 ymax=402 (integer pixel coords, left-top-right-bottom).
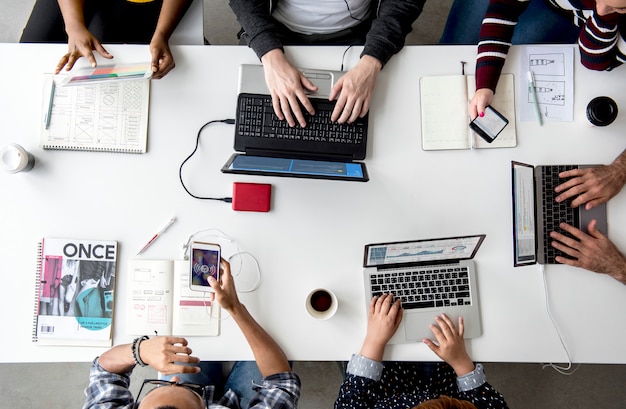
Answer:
xmin=189 ymin=242 xmax=221 ymax=292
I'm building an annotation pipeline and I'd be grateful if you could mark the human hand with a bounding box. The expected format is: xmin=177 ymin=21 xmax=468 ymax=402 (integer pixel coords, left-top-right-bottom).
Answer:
xmin=550 ymin=220 xmax=626 ymax=284
xmin=423 ymin=314 xmax=474 ymax=376
xmin=554 ymin=165 xmax=626 ymax=210
xmin=55 ymin=26 xmax=113 ymax=74
xmin=149 ymin=34 xmax=175 ymax=79
xmin=468 ymin=88 xmax=494 ymax=120
xmin=359 ymin=294 xmax=403 ymax=362
xmin=139 ymin=336 xmax=201 ymax=375
xmin=594 ymin=1 xmax=625 ymax=16
xmin=261 ymin=49 xmax=317 ymax=127
xmin=209 ymin=259 xmax=242 ymax=312
xmin=329 ymin=55 xmax=381 ymax=124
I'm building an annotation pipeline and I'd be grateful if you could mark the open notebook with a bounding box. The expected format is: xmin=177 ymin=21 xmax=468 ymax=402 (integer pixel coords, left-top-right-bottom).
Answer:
xmin=420 ymin=74 xmax=516 ymax=150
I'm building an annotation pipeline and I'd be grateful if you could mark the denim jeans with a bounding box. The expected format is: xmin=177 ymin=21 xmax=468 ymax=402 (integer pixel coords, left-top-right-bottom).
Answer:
xmin=160 ymin=361 xmax=263 ymax=408
xmin=439 ymin=0 xmax=580 ymax=45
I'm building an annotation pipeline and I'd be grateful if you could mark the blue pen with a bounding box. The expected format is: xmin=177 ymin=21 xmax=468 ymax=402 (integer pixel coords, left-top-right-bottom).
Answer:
xmin=44 ymin=79 xmax=55 ymax=129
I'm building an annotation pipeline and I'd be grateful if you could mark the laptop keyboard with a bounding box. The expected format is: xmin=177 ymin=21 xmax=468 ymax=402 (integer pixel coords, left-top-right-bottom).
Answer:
xmin=541 ymin=165 xmax=578 ymax=263
xmin=236 ymin=93 xmax=367 ymax=145
xmin=369 ymin=266 xmax=472 ymax=310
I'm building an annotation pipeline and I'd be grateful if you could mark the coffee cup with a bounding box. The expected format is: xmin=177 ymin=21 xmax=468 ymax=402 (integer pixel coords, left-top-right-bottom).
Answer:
xmin=586 ymin=96 xmax=618 ymax=126
xmin=305 ymin=288 xmax=337 ymax=320
xmin=1 ymin=143 xmax=35 ymax=173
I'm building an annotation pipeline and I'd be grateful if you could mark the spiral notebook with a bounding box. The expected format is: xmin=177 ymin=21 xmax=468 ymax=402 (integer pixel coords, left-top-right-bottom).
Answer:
xmin=40 ymin=74 xmax=149 ymax=153
xmin=33 ymin=237 xmax=118 ymax=346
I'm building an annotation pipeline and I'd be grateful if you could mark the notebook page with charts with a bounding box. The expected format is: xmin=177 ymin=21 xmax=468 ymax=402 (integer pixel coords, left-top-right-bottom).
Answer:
xmin=40 ymin=74 xmax=149 ymax=153
xmin=420 ymin=74 xmax=516 ymax=150
xmin=126 ymin=260 xmax=220 ymax=337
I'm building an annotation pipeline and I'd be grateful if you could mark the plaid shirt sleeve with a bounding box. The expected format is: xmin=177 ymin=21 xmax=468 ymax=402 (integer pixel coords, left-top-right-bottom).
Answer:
xmin=82 ymin=357 xmax=135 ymax=409
xmin=216 ymin=372 xmax=301 ymax=409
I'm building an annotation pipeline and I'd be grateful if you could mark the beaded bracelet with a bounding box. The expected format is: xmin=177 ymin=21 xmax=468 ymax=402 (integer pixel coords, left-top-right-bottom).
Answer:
xmin=131 ymin=335 xmax=149 ymax=367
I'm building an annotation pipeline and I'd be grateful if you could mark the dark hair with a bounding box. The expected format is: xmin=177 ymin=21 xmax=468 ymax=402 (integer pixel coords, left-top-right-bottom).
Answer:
xmin=155 ymin=406 xmax=179 ymax=409
xmin=413 ymin=395 xmax=478 ymax=409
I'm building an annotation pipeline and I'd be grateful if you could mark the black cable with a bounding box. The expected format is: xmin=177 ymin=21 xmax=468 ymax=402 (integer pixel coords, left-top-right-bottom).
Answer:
xmin=340 ymin=45 xmax=355 ymax=71
xmin=179 ymin=118 xmax=235 ymax=202
xmin=343 ymin=0 xmax=365 ymax=23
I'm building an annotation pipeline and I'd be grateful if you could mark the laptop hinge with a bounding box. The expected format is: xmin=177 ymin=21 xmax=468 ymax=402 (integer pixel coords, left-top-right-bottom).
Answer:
xmin=375 ymin=259 xmax=461 ymax=271
xmin=244 ymin=149 xmax=353 ymax=162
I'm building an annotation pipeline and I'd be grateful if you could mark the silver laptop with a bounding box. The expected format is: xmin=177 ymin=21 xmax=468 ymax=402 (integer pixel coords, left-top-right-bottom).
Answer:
xmin=238 ymin=63 xmax=341 ymax=98
xmin=362 ymin=235 xmax=485 ymax=344
xmin=511 ymin=161 xmax=608 ymax=266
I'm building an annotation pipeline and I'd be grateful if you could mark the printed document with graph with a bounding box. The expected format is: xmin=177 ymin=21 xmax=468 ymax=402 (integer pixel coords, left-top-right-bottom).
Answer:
xmin=40 ymin=74 xmax=149 ymax=153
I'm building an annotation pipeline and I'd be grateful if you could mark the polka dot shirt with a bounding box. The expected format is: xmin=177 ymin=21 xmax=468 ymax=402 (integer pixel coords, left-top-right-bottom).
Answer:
xmin=334 ymin=354 xmax=509 ymax=409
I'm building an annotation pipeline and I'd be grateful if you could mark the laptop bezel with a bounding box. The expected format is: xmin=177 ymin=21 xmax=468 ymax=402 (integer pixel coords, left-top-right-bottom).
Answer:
xmin=362 ymin=234 xmax=486 ymax=269
xmin=221 ymin=153 xmax=369 ymax=182
xmin=511 ymin=161 xmax=538 ymax=267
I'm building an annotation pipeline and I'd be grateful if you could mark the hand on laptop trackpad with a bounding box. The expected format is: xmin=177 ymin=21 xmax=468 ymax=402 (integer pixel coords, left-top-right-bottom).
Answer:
xmin=302 ymin=71 xmax=333 ymax=97
xmin=403 ymin=311 xmax=442 ymax=342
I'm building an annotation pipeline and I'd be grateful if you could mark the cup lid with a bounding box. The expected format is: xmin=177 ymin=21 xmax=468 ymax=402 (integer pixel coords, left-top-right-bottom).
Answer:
xmin=1 ymin=144 xmax=28 ymax=173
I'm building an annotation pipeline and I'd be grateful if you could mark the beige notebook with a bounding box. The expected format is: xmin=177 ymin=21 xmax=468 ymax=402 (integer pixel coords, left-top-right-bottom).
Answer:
xmin=126 ymin=260 xmax=220 ymax=337
xmin=420 ymin=74 xmax=516 ymax=150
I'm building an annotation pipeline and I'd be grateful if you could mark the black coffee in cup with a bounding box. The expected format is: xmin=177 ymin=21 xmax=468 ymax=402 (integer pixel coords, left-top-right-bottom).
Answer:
xmin=586 ymin=96 xmax=618 ymax=126
xmin=310 ymin=290 xmax=332 ymax=312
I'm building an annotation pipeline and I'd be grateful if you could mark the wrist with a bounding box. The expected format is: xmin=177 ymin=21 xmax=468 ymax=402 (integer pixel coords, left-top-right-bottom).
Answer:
xmin=358 ymin=55 xmax=382 ymax=72
xmin=359 ymin=337 xmax=386 ymax=362
xmin=131 ymin=336 xmax=150 ymax=367
xmin=611 ymin=152 xmax=626 ymax=185
xmin=261 ymin=48 xmax=285 ymax=66
xmin=150 ymin=31 xmax=169 ymax=46
xmin=610 ymin=258 xmax=626 ymax=285
xmin=451 ymin=358 xmax=475 ymax=377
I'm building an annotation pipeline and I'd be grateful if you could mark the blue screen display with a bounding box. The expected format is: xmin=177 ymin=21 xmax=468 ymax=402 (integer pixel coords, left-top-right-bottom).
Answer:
xmin=229 ymin=155 xmax=365 ymax=179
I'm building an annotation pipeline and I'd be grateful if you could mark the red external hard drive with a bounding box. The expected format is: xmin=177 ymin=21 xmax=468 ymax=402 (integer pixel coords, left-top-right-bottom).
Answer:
xmin=232 ymin=182 xmax=271 ymax=212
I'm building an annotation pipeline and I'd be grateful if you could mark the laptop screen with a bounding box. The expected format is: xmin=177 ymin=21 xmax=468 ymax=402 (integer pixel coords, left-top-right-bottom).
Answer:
xmin=363 ymin=235 xmax=486 ymax=268
xmin=221 ymin=153 xmax=369 ymax=182
xmin=511 ymin=161 xmax=537 ymax=266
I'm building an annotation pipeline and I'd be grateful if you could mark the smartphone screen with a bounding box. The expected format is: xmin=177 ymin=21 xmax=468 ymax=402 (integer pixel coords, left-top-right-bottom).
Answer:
xmin=189 ymin=242 xmax=220 ymax=292
xmin=469 ymin=105 xmax=509 ymax=143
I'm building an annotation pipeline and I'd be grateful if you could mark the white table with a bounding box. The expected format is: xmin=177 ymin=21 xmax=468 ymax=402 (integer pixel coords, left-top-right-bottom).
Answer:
xmin=1 ymin=43 xmax=625 ymax=364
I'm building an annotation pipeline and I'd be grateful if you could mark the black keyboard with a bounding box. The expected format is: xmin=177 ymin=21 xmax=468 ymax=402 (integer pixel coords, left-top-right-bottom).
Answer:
xmin=540 ymin=165 xmax=578 ymax=263
xmin=236 ymin=93 xmax=368 ymax=146
xmin=369 ymin=266 xmax=472 ymax=310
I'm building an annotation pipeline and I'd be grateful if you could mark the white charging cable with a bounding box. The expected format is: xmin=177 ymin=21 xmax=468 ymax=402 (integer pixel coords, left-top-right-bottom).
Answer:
xmin=539 ymin=264 xmax=579 ymax=375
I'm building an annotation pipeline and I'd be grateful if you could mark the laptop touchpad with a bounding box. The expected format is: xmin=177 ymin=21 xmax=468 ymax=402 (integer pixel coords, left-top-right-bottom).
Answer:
xmin=301 ymin=71 xmax=333 ymax=98
xmin=404 ymin=311 xmax=441 ymax=341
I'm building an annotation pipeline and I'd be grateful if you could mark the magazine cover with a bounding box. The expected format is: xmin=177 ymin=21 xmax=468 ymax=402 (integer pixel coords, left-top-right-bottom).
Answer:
xmin=34 ymin=238 xmax=117 ymax=346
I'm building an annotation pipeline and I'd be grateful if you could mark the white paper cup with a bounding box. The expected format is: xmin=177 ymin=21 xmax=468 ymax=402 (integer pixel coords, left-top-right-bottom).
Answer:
xmin=1 ymin=144 xmax=35 ymax=173
xmin=305 ymin=288 xmax=338 ymax=320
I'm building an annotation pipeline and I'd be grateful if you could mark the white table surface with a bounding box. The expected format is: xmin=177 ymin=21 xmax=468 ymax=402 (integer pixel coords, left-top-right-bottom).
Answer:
xmin=1 ymin=43 xmax=625 ymax=364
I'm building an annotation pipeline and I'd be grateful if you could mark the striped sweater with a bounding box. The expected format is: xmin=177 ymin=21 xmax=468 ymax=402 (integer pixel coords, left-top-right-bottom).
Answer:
xmin=476 ymin=0 xmax=626 ymax=92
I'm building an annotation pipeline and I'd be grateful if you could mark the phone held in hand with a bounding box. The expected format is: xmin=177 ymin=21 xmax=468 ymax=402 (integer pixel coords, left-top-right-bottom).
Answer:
xmin=469 ymin=105 xmax=509 ymax=143
xmin=189 ymin=242 xmax=221 ymax=292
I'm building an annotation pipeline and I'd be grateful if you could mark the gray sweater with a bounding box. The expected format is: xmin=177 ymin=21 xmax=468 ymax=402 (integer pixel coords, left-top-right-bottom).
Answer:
xmin=229 ymin=0 xmax=425 ymax=66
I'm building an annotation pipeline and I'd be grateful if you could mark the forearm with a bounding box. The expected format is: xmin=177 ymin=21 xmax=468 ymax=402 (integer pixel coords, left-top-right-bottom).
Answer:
xmin=152 ymin=0 xmax=191 ymax=41
xmin=97 ymin=343 xmax=136 ymax=374
xmin=362 ymin=0 xmax=425 ymax=66
xmin=610 ymin=149 xmax=626 ymax=185
xmin=57 ymin=0 xmax=86 ymax=33
xmin=229 ymin=0 xmax=282 ymax=59
xmin=230 ymin=303 xmax=291 ymax=377
xmin=475 ymin=0 xmax=529 ymax=91
xmin=579 ymin=11 xmax=623 ymax=71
